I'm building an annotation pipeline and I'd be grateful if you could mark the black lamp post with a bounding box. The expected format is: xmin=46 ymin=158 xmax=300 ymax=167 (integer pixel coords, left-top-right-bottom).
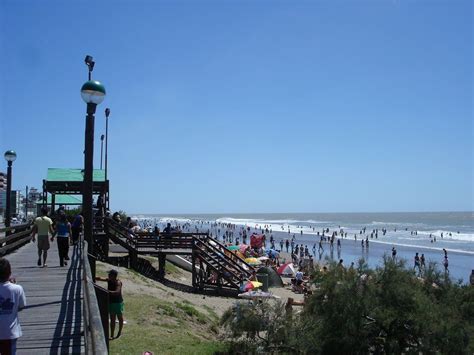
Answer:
xmin=81 ymin=69 xmax=106 ymax=251
xmin=100 ymin=134 xmax=105 ymax=170
xmin=4 ymin=150 xmax=17 ymax=231
xmin=104 ymin=108 xmax=110 ymax=182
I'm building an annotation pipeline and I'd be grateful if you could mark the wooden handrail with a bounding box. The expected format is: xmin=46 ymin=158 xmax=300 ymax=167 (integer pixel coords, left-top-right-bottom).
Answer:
xmin=82 ymin=239 xmax=108 ymax=354
xmin=0 ymin=223 xmax=32 ymax=256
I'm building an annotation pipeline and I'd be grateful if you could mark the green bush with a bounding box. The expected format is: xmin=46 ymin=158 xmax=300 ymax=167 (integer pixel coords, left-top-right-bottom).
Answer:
xmin=221 ymin=257 xmax=474 ymax=354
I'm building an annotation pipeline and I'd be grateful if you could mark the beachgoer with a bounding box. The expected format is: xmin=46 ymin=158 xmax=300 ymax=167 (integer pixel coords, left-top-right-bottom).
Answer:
xmin=31 ymin=207 xmax=55 ymax=267
xmin=420 ymin=254 xmax=425 ymax=269
xmin=96 ymin=270 xmax=124 ymax=339
xmin=443 ymin=256 xmax=449 ymax=273
xmin=0 ymin=258 xmax=26 ymax=355
xmin=414 ymin=253 xmax=421 ymax=273
xmin=71 ymin=212 xmax=83 ymax=245
xmin=52 ymin=214 xmax=72 ymax=267
xmin=391 ymin=247 xmax=397 ymax=260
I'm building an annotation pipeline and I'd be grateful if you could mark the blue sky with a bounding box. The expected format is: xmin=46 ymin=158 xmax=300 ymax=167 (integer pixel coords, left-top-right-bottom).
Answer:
xmin=0 ymin=0 xmax=472 ymax=213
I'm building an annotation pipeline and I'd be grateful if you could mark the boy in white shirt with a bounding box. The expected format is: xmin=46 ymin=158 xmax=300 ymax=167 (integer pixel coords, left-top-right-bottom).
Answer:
xmin=0 ymin=258 xmax=26 ymax=355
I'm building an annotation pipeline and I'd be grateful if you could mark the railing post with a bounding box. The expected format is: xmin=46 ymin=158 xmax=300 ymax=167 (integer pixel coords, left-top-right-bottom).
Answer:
xmin=158 ymin=253 xmax=166 ymax=280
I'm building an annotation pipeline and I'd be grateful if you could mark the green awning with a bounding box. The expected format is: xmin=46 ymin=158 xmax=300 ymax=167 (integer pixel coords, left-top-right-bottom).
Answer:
xmin=46 ymin=168 xmax=105 ymax=182
xmin=37 ymin=194 xmax=83 ymax=205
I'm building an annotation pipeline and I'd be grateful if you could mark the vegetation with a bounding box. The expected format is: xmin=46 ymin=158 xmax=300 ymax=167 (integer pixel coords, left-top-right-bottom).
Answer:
xmin=221 ymin=257 xmax=474 ymax=354
xmin=109 ymin=295 xmax=226 ymax=355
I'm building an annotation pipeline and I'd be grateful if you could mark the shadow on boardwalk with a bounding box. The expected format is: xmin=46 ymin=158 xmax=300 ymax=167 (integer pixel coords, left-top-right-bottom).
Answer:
xmin=7 ymin=240 xmax=84 ymax=354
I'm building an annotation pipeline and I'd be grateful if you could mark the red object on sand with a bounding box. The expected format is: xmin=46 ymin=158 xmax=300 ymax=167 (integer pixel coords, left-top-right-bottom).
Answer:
xmin=250 ymin=234 xmax=265 ymax=249
xmin=277 ymin=262 xmax=296 ymax=276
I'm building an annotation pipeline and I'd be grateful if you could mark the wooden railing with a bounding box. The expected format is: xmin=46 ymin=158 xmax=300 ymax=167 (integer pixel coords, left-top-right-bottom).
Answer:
xmin=103 ymin=218 xmax=255 ymax=292
xmin=0 ymin=223 xmax=32 ymax=256
xmin=82 ymin=238 xmax=109 ymax=354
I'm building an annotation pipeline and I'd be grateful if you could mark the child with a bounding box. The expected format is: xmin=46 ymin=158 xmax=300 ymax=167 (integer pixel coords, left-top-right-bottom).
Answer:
xmin=96 ymin=269 xmax=124 ymax=339
xmin=0 ymin=258 xmax=26 ymax=354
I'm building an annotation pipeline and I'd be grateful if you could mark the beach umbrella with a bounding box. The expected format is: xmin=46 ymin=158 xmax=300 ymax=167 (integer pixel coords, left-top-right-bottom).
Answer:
xmin=238 ymin=290 xmax=281 ymax=299
xmin=227 ymin=245 xmax=240 ymax=251
xmin=243 ymin=280 xmax=263 ymax=291
xmin=245 ymin=257 xmax=260 ymax=265
xmin=277 ymin=262 xmax=296 ymax=277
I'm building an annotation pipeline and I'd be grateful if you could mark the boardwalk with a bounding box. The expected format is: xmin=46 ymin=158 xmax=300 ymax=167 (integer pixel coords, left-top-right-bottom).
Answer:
xmin=5 ymin=239 xmax=84 ymax=354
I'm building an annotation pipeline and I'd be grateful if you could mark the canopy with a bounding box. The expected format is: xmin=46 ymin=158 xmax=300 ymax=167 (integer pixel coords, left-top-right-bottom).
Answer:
xmin=37 ymin=195 xmax=82 ymax=205
xmin=47 ymin=168 xmax=105 ymax=182
xmin=43 ymin=168 xmax=108 ymax=195
xmin=277 ymin=262 xmax=296 ymax=277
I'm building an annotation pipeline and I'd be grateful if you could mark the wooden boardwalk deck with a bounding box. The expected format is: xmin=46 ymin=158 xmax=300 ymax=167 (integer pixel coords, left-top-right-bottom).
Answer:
xmin=5 ymin=239 xmax=84 ymax=354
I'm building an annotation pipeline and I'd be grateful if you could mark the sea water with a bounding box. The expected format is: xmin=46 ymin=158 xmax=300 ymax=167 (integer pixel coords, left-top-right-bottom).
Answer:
xmin=132 ymin=212 xmax=474 ymax=283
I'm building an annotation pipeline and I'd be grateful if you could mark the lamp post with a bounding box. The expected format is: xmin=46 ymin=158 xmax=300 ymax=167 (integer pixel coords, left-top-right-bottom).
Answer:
xmin=104 ymin=108 xmax=110 ymax=182
xmin=100 ymin=134 xmax=105 ymax=170
xmin=81 ymin=80 xmax=106 ymax=251
xmin=4 ymin=150 xmax=17 ymax=231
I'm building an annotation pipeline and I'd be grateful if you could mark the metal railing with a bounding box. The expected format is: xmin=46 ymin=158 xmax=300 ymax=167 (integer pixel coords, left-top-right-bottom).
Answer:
xmin=82 ymin=238 xmax=109 ymax=354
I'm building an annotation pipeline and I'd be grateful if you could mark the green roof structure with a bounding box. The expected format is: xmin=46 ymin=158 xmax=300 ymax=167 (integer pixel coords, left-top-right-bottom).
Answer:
xmin=37 ymin=194 xmax=82 ymax=205
xmin=46 ymin=168 xmax=105 ymax=182
xmin=43 ymin=168 xmax=108 ymax=195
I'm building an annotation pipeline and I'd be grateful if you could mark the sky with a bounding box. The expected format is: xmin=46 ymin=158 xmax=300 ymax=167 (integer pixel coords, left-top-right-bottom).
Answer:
xmin=0 ymin=0 xmax=472 ymax=214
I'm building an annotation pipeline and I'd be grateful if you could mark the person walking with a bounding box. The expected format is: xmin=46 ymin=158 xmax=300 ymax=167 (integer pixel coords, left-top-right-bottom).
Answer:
xmin=71 ymin=212 xmax=83 ymax=245
xmin=52 ymin=214 xmax=72 ymax=267
xmin=0 ymin=258 xmax=26 ymax=355
xmin=391 ymin=247 xmax=397 ymax=260
xmin=31 ymin=207 xmax=55 ymax=267
xmin=96 ymin=269 xmax=124 ymax=339
xmin=414 ymin=253 xmax=421 ymax=274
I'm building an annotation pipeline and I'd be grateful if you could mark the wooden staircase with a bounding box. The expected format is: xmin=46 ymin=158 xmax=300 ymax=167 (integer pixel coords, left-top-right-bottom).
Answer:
xmin=100 ymin=218 xmax=254 ymax=293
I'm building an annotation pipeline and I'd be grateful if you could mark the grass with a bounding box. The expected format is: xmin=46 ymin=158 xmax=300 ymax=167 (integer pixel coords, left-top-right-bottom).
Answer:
xmin=95 ymin=260 xmax=227 ymax=354
xmin=109 ymin=294 xmax=227 ymax=355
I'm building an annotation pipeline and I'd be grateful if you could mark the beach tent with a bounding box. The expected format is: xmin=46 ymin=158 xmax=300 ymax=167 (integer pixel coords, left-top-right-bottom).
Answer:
xmin=250 ymin=234 xmax=265 ymax=249
xmin=256 ymin=266 xmax=284 ymax=287
xmin=277 ymin=262 xmax=296 ymax=277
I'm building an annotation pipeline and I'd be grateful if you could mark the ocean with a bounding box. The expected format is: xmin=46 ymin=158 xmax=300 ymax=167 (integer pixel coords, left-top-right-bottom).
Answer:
xmin=132 ymin=212 xmax=474 ymax=283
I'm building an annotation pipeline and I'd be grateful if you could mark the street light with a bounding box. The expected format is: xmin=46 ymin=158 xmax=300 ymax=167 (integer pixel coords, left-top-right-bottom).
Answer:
xmin=105 ymin=108 xmax=110 ymax=183
xmin=81 ymin=79 xmax=106 ymax=251
xmin=100 ymin=134 xmax=105 ymax=170
xmin=4 ymin=150 xmax=17 ymax=231
xmin=84 ymin=55 xmax=95 ymax=81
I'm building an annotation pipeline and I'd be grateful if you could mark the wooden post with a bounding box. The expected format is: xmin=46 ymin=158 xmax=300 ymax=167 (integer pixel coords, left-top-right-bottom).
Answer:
xmin=158 ymin=253 xmax=166 ymax=279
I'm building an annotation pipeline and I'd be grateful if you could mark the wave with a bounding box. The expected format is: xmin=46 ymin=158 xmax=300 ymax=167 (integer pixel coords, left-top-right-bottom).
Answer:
xmin=216 ymin=217 xmax=330 ymax=226
xmin=362 ymin=238 xmax=474 ymax=255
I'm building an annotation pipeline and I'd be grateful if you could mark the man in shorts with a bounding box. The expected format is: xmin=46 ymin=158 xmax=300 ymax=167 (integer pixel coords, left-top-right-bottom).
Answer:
xmin=31 ymin=207 xmax=55 ymax=267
